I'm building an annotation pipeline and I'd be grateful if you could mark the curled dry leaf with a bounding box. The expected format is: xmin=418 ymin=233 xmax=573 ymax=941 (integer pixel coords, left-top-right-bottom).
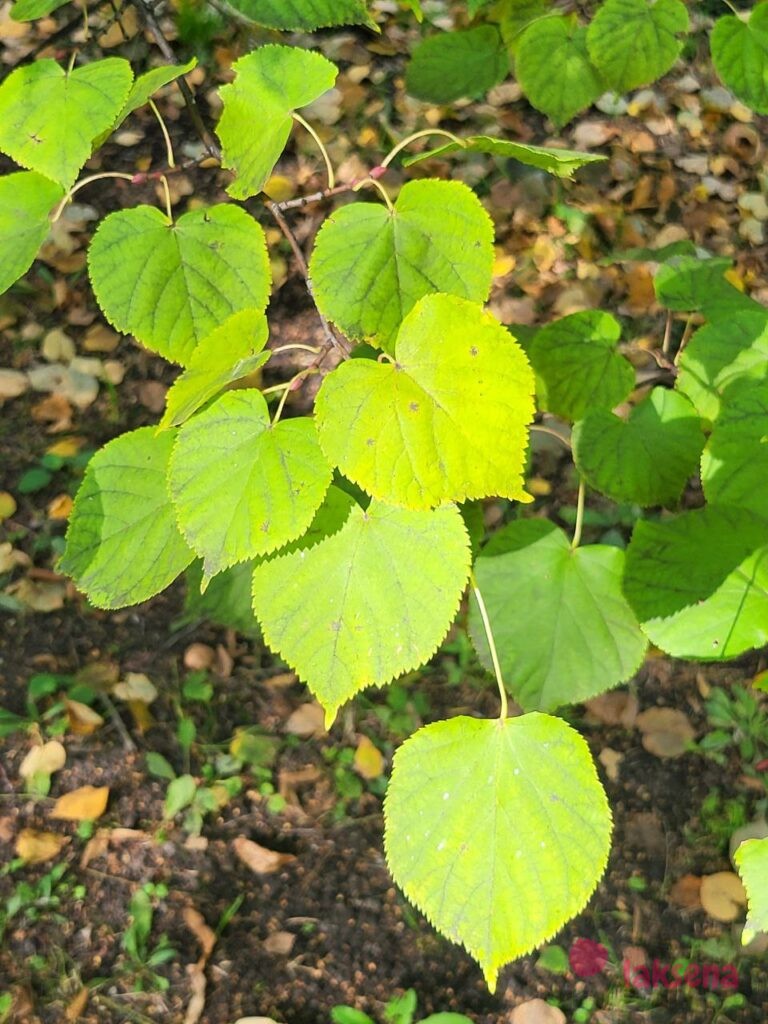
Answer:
xmin=50 ymin=785 xmax=109 ymax=822
xmin=8 ymin=578 xmax=67 ymax=612
xmin=15 ymin=828 xmax=68 ymax=864
xmin=184 ymin=963 xmax=207 ymax=1024
xmin=64 ymin=987 xmax=89 ymax=1022
xmin=668 ymin=873 xmax=702 ymax=911
xmin=65 ymin=698 xmax=104 ymax=735
xmin=584 ymin=691 xmax=639 ymax=728
xmin=183 ymin=906 xmax=216 ymax=960
xmin=19 ymin=740 xmax=66 ymax=780
xmin=47 ymin=494 xmax=74 ymax=520
xmin=284 ymin=702 xmax=325 ymax=739
xmin=232 ymin=836 xmax=295 ymax=875
xmin=113 ymin=671 xmax=158 ymax=704
xmin=635 ymin=707 xmax=695 ymax=758
xmin=700 ymin=871 xmax=747 ymax=923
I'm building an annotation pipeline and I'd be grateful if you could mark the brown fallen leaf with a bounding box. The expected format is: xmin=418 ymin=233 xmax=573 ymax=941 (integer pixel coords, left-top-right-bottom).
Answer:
xmin=8 ymin=577 xmax=67 ymax=612
xmin=598 ymin=747 xmax=623 ymax=783
xmin=80 ymin=829 xmax=111 ymax=868
xmin=353 ymin=735 xmax=384 ymax=780
xmin=668 ymin=874 xmax=702 ymax=911
xmin=584 ymin=691 xmax=639 ymax=728
xmin=113 ymin=672 xmax=157 ymax=704
xmin=47 ymin=493 xmax=74 ymax=520
xmin=184 ymin=963 xmax=207 ymax=1024
xmin=83 ymin=323 xmax=120 ymax=352
xmin=183 ymin=643 xmax=215 ymax=671
xmin=50 ymin=785 xmax=109 ymax=821
xmin=284 ymin=702 xmax=325 ymax=738
xmin=65 ymin=698 xmax=104 ymax=735
xmin=15 ymin=828 xmax=68 ymax=864
xmin=232 ymin=836 xmax=295 ymax=875
xmin=183 ymin=906 xmax=216 ymax=960
xmin=0 ymin=368 xmax=28 ymax=400
xmin=509 ymin=999 xmax=566 ymax=1024
xmin=636 ymin=707 xmax=695 ymax=758
xmin=263 ymin=931 xmax=295 ymax=955
xmin=19 ymin=740 xmax=67 ymax=781
xmin=65 ymin=986 xmax=89 ymax=1021
xmin=700 ymin=871 xmax=747 ymax=922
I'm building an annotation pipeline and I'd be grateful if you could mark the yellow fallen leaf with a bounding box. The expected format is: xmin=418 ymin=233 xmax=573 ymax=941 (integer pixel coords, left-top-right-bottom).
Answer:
xmin=700 ymin=871 xmax=746 ymax=922
xmin=65 ymin=986 xmax=89 ymax=1021
xmin=113 ymin=671 xmax=157 ymax=704
xmin=46 ymin=436 xmax=85 ymax=457
xmin=353 ymin=735 xmax=384 ymax=780
xmin=15 ymin=827 xmax=68 ymax=863
xmin=65 ymin=698 xmax=104 ymax=735
xmin=0 ymin=491 xmax=17 ymax=521
xmin=47 ymin=493 xmax=74 ymax=520
xmin=492 ymin=250 xmax=516 ymax=279
xmin=264 ymin=174 xmax=295 ymax=202
xmin=50 ymin=785 xmax=109 ymax=821
xmin=19 ymin=740 xmax=66 ymax=780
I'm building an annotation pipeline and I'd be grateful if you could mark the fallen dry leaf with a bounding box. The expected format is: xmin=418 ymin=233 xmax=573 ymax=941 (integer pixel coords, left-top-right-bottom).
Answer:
xmin=65 ymin=698 xmax=104 ymax=736
xmin=0 ymin=368 xmax=28 ymax=400
xmin=598 ymin=747 xmax=623 ymax=782
xmin=64 ymin=986 xmax=89 ymax=1021
xmin=584 ymin=690 xmax=639 ymax=728
xmin=668 ymin=874 xmax=702 ymax=910
xmin=636 ymin=707 xmax=695 ymax=758
xmin=263 ymin=931 xmax=295 ymax=955
xmin=113 ymin=671 xmax=158 ymax=704
xmin=80 ymin=829 xmax=111 ymax=868
xmin=83 ymin=323 xmax=120 ymax=352
xmin=47 ymin=494 xmax=74 ymax=520
xmin=183 ymin=906 xmax=216 ymax=959
xmin=0 ymin=491 xmax=17 ymax=521
xmin=184 ymin=963 xmax=207 ymax=1024
xmin=509 ymin=999 xmax=566 ymax=1024
xmin=50 ymin=785 xmax=109 ymax=822
xmin=284 ymin=702 xmax=325 ymax=739
xmin=353 ymin=735 xmax=384 ymax=780
xmin=8 ymin=577 xmax=67 ymax=612
xmin=19 ymin=740 xmax=67 ymax=781
xmin=183 ymin=643 xmax=215 ymax=671
xmin=232 ymin=836 xmax=295 ymax=875
xmin=700 ymin=871 xmax=747 ymax=922
xmin=15 ymin=828 xmax=68 ymax=864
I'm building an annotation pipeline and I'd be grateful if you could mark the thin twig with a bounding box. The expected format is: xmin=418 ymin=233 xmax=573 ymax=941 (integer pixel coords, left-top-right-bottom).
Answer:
xmin=99 ymin=693 xmax=136 ymax=751
xmin=130 ymin=0 xmax=221 ymax=160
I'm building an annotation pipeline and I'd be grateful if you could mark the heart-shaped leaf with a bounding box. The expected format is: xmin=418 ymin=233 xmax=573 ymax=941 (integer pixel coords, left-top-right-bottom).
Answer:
xmin=586 ymin=0 xmax=689 ymax=92
xmin=384 ymin=713 xmax=612 ymax=989
xmin=0 ymin=171 xmax=63 ymax=294
xmin=217 ymin=45 xmax=338 ymax=199
xmin=516 ymin=17 xmax=604 ymax=126
xmin=60 ymin=428 xmax=194 ymax=609
xmin=0 ymin=58 xmax=132 ymax=187
xmin=623 ymin=506 xmax=768 ymax=659
xmin=469 ymin=521 xmax=647 ymax=711
xmin=315 ymin=294 xmax=535 ymax=510
xmin=309 ymin=179 xmax=494 ymax=353
xmin=160 ymin=309 xmax=270 ymax=428
xmin=405 ymin=26 xmax=509 ymax=103
xmin=251 ymin=501 xmax=471 ymax=722
xmin=735 ymin=837 xmax=768 ymax=944
xmin=701 ymin=380 xmax=768 ymax=516
xmin=527 ymin=310 xmax=634 ymax=421
xmin=88 ymin=203 xmax=270 ymax=365
xmin=712 ymin=2 xmax=768 ymax=115
xmin=169 ymin=390 xmax=332 ymax=580
xmin=573 ymin=389 xmax=704 ymax=507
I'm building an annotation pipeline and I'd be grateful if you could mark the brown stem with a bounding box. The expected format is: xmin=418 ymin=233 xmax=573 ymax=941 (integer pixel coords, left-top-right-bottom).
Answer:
xmin=129 ymin=0 xmax=221 ymax=161
xmin=272 ymin=167 xmax=386 ymax=212
xmin=265 ymin=200 xmax=351 ymax=358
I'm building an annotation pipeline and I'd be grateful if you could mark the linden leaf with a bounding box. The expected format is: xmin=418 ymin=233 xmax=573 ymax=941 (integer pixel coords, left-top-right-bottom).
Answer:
xmin=88 ymin=204 xmax=270 ymax=365
xmin=118 ymin=59 xmax=198 ymax=122
xmin=217 ymin=45 xmax=338 ymax=199
xmin=516 ymin=17 xmax=604 ymax=127
xmin=712 ymin=2 xmax=768 ymax=115
xmin=735 ymin=837 xmax=768 ymax=943
xmin=169 ymin=390 xmax=333 ymax=580
xmin=586 ymin=0 xmax=689 ymax=93
xmin=469 ymin=521 xmax=647 ymax=712
xmin=0 ymin=171 xmax=64 ymax=295
xmin=251 ymin=501 xmax=471 ymax=723
xmin=701 ymin=380 xmax=768 ymax=516
xmin=59 ymin=427 xmax=195 ymax=609
xmin=676 ymin=306 xmax=768 ymax=423
xmin=624 ymin=506 xmax=768 ymax=659
xmin=405 ymin=26 xmax=509 ymax=104
xmin=527 ymin=311 xmax=634 ymax=421
xmin=225 ymin=0 xmax=376 ymax=30
xmin=160 ymin=309 xmax=270 ymax=428
xmin=384 ymin=713 xmax=612 ymax=990
xmin=50 ymin=785 xmax=110 ymax=821
xmin=403 ymin=137 xmax=606 ymax=179
xmin=315 ymin=294 xmax=535 ymax=510
xmin=309 ymin=180 xmax=494 ymax=353
xmin=0 ymin=58 xmax=132 ymax=188
xmin=572 ymin=389 xmax=705 ymax=507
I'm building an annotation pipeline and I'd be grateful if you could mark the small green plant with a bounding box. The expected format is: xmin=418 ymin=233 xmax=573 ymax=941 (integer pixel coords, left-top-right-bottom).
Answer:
xmin=0 ymin=864 xmax=85 ymax=943
xmin=120 ymin=883 xmax=177 ymax=992
xmin=698 ymin=685 xmax=768 ymax=779
xmin=0 ymin=671 xmax=99 ymax=740
xmin=331 ymin=988 xmax=471 ymax=1024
